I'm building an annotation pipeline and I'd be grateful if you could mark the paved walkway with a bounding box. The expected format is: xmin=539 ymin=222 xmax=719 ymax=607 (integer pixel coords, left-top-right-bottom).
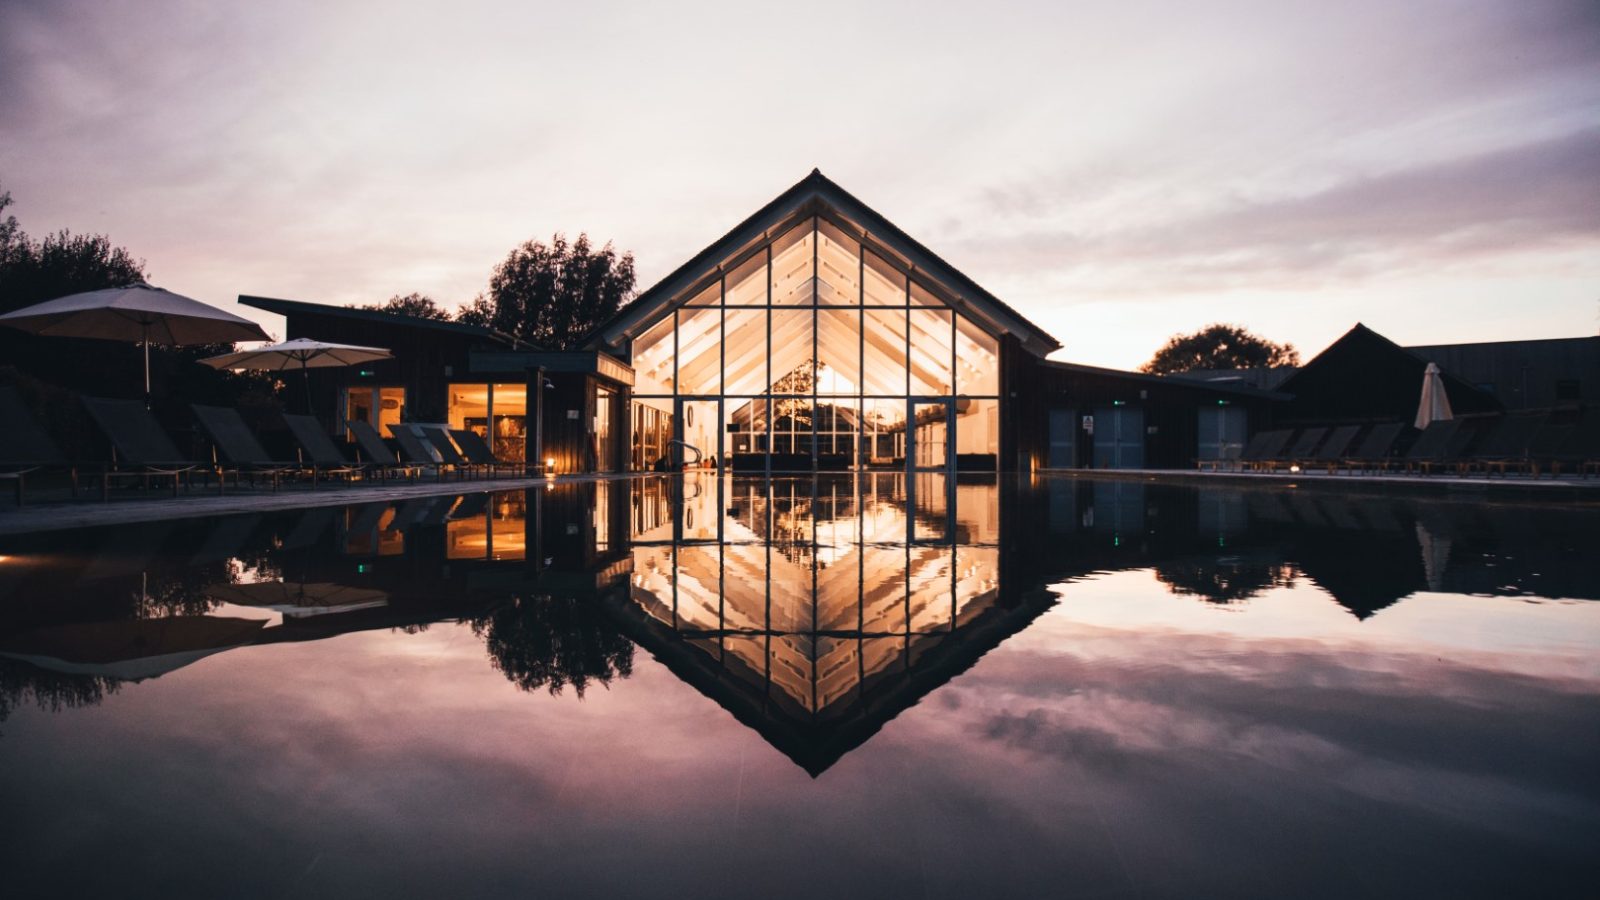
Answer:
xmin=1040 ymin=467 xmax=1600 ymax=501
xmin=0 ymin=472 xmax=657 ymax=536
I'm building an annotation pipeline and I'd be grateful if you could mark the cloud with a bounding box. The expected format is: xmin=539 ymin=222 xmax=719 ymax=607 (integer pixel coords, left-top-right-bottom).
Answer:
xmin=952 ymin=128 xmax=1600 ymax=296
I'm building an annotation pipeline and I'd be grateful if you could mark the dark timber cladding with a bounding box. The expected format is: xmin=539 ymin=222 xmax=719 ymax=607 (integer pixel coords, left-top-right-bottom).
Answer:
xmin=1018 ymin=360 xmax=1282 ymax=470
xmin=1273 ymin=323 xmax=1501 ymax=425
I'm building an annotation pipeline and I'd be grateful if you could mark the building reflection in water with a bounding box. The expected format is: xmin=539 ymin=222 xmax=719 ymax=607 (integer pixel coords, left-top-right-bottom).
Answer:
xmin=3 ymin=474 xmax=1598 ymax=771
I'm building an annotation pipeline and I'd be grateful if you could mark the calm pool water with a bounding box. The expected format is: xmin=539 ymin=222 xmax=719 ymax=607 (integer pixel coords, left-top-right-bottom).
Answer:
xmin=1 ymin=473 xmax=1596 ymax=899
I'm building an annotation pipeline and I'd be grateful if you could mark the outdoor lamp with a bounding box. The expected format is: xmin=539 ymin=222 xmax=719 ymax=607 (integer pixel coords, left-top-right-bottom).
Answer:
xmin=544 ymin=457 xmax=556 ymax=476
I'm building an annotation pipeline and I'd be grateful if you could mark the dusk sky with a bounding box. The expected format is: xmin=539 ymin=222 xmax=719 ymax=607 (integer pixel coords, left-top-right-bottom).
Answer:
xmin=2 ymin=0 xmax=1597 ymax=368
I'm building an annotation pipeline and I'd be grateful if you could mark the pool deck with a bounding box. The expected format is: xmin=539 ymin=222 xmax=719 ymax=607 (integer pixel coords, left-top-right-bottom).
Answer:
xmin=1040 ymin=467 xmax=1600 ymax=503
xmin=0 ymin=473 xmax=656 ymax=536
xmin=3 ymin=466 xmax=1596 ymax=536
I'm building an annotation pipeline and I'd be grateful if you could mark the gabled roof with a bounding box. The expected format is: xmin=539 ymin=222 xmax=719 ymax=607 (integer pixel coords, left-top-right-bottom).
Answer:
xmin=1276 ymin=323 xmax=1501 ymax=420
xmin=239 ymin=294 xmax=526 ymax=345
xmin=587 ymin=169 xmax=1063 ymax=357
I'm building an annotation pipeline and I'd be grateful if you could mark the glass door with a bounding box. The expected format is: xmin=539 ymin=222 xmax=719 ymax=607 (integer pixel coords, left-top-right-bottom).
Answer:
xmin=674 ymin=397 xmax=723 ymax=470
xmin=907 ymin=399 xmax=953 ymax=471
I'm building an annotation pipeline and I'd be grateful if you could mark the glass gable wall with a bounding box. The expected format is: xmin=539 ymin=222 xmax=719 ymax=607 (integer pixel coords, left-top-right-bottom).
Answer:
xmin=630 ymin=215 xmax=1001 ymax=472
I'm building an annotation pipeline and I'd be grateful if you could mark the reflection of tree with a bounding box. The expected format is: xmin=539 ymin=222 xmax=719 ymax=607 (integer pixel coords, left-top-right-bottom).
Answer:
xmin=1155 ymin=560 xmax=1295 ymax=606
xmin=0 ymin=657 xmax=119 ymax=732
xmin=472 ymin=594 xmax=633 ymax=698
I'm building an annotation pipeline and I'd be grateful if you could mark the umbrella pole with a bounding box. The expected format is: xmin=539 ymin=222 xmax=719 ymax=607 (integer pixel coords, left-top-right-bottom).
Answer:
xmin=142 ymin=323 xmax=151 ymax=410
xmin=301 ymin=358 xmax=313 ymax=415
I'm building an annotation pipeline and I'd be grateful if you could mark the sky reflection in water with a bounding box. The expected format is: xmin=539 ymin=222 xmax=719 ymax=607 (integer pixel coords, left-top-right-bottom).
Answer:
xmin=0 ymin=474 xmax=1596 ymax=899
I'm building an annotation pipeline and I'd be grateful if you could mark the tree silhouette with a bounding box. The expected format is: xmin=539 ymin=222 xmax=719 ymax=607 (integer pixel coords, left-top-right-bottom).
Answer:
xmin=472 ymin=594 xmax=633 ymax=697
xmin=1140 ymin=323 xmax=1299 ymax=374
xmin=355 ymin=292 xmax=452 ymax=321
xmin=460 ymin=233 xmax=636 ymax=349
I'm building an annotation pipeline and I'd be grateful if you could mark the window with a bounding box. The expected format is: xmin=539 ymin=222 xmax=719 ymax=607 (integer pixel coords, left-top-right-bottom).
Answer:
xmin=343 ymin=386 xmax=405 ymax=439
xmin=446 ymin=383 xmax=526 ymax=463
xmin=623 ymin=214 xmax=1003 ymax=471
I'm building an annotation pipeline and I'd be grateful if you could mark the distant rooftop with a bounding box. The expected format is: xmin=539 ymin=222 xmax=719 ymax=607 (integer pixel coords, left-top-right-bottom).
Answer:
xmin=239 ymin=294 xmax=528 ymax=346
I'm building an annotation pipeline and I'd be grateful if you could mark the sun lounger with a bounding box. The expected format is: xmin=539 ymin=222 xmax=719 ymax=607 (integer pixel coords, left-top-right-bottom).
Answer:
xmin=281 ymin=414 xmax=367 ymax=484
xmin=1403 ymin=419 xmax=1470 ymax=475
xmin=80 ymin=396 xmax=203 ymax=499
xmin=419 ymin=426 xmax=477 ymax=478
xmin=450 ymin=428 xmax=525 ymax=477
xmin=1467 ymin=412 xmax=1547 ymax=476
xmin=1263 ymin=426 xmax=1327 ymax=471
xmin=0 ymin=386 xmax=77 ymax=505
xmin=347 ymin=421 xmax=419 ymax=482
xmin=1240 ymin=429 xmax=1293 ymax=471
xmin=1307 ymin=425 xmax=1360 ymax=472
xmin=191 ymin=404 xmax=298 ymax=492
xmin=1525 ymin=418 xmax=1576 ymax=478
xmin=1341 ymin=422 xmax=1405 ymax=473
xmin=387 ymin=426 xmax=450 ymax=480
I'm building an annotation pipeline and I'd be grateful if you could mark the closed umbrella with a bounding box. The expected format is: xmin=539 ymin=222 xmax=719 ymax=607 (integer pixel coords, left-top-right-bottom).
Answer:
xmin=1414 ymin=362 xmax=1454 ymax=430
xmin=0 ymin=282 xmax=270 ymax=407
xmin=200 ymin=337 xmax=392 ymax=414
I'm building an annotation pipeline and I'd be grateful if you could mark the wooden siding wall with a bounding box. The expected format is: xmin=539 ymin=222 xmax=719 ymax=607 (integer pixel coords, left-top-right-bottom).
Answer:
xmin=286 ymin=311 xmax=491 ymax=430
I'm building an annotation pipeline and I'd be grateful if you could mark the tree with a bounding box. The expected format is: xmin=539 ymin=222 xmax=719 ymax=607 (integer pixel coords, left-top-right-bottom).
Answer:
xmin=468 ymin=233 xmax=636 ymax=349
xmin=0 ymin=183 xmax=275 ymax=425
xmin=1139 ymin=323 xmax=1300 ymax=375
xmin=355 ymin=292 xmax=452 ymax=321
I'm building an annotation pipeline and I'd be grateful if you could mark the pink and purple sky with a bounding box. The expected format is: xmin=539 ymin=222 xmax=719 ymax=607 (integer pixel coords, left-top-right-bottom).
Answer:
xmin=2 ymin=0 xmax=1597 ymax=369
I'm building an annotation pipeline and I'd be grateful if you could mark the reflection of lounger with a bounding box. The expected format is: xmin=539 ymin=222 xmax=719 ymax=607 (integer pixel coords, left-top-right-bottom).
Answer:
xmin=279 ymin=507 xmax=335 ymax=549
xmin=189 ymin=514 xmax=261 ymax=565
xmin=346 ymin=502 xmax=391 ymax=539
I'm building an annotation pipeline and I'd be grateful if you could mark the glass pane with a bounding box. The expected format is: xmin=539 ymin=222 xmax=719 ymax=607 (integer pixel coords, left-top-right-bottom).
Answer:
xmin=725 ymin=251 xmax=767 ymax=306
xmin=815 ymin=398 xmax=858 ymax=469
xmin=863 ymin=250 xmax=905 ymax=306
xmin=908 ymin=308 xmax=954 ymax=395
xmin=676 ymin=306 xmax=722 ymax=394
xmin=770 ymin=397 xmax=813 ymax=467
xmin=631 ymin=397 xmax=673 ymax=472
xmin=376 ymin=387 xmax=405 ymax=437
xmin=769 ymin=309 xmax=814 ymax=395
xmin=955 ymin=398 xmax=998 ymax=470
xmin=816 ymin=306 xmax=860 ymax=396
xmin=723 ymin=309 xmax=768 ymax=395
xmin=955 ymin=314 xmax=1000 ymax=395
xmin=863 ymin=398 xmax=906 ymax=467
xmin=862 ymin=309 xmax=907 ymax=395
xmin=770 ymin=218 xmax=815 ymax=306
xmin=447 ymin=383 xmax=489 ymax=432
xmin=633 ymin=314 xmax=675 ymax=395
xmin=816 ymin=219 xmax=861 ymax=305
xmin=727 ymin=397 xmax=767 ymax=471
xmin=912 ymin=402 xmax=949 ymax=469
xmin=683 ymin=281 xmax=719 ymax=306
xmin=344 ymin=387 xmax=372 ymax=439
xmin=910 ymin=280 xmax=945 ymax=308
xmin=491 ymin=382 xmax=527 ymax=463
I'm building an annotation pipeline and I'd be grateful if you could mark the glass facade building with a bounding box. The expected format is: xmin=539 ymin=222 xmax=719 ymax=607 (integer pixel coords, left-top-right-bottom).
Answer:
xmin=622 ymin=211 xmax=1010 ymax=472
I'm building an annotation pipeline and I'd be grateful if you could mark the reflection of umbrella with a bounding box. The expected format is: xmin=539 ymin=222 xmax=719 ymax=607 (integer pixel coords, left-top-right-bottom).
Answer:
xmin=0 ymin=615 xmax=266 ymax=682
xmin=1415 ymin=521 xmax=1453 ymax=593
xmin=1414 ymin=362 xmax=1454 ymax=430
xmin=200 ymin=337 xmax=392 ymax=413
xmin=0 ymin=282 xmax=270 ymax=407
xmin=205 ymin=580 xmax=389 ymax=618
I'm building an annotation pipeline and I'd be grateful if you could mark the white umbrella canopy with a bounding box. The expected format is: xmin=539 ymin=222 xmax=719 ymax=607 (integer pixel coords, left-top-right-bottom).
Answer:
xmin=0 ymin=282 xmax=271 ymax=404
xmin=1414 ymin=362 xmax=1454 ymax=430
xmin=200 ymin=338 xmax=393 ymax=413
xmin=199 ymin=337 xmax=393 ymax=372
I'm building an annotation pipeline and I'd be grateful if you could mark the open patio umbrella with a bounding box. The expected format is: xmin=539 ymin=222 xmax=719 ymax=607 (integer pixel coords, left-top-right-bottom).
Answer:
xmin=199 ymin=337 xmax=393 ymax=413
xmin=1414 ymin=362 xmax=1454 ymax=430
xmin=0 ymin=282 xmax=270 ymax=407
xmin=205 ymin=580 xmax=390 ymax=618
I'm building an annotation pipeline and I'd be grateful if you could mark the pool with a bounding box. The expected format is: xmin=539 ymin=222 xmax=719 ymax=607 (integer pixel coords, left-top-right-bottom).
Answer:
xmin=1 ymin=473 xmax=1596 ymax=898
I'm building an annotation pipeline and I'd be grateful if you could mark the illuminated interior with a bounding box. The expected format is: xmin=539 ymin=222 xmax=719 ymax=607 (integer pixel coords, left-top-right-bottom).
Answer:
xmin=342 ymin=386 xmax=406 ymax=441
xmin=446 ymin=382 xmax=527 ymax=463
xmin=629 ymin=214 xmax=1002 ymax=472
